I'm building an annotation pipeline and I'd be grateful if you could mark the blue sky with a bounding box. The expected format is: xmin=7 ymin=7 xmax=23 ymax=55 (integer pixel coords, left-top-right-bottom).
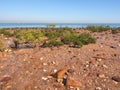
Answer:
xmin=0 ymin=0 xmax=120 ymax=23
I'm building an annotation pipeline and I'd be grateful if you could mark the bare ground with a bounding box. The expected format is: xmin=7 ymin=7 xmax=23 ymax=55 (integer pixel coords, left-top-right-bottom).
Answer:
xmin=0 ymin=31 xmax=120 ymax=90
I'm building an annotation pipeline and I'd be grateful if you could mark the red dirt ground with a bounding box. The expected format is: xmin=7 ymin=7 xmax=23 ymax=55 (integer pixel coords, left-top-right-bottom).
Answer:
xmin=0 ymin=30 xmax=120 ymax=90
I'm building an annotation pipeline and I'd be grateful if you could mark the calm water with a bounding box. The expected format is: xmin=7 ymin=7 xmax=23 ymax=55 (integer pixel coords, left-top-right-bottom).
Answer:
xmin=0 ymin=23 xmax=120 ymax=28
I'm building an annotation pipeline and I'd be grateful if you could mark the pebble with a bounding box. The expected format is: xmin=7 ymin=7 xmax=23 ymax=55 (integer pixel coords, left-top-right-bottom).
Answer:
xmin=0 ymin=75 xmax=11 ymax=83
xmin=56 ymin=69 xmax=67 ymax=79
xmin=98 ymin=73 xmax=105 ymax=78
xmin=54 ymin=69 xmax=58 ymax=73
xmin=51 ymin=61 xmax=56 ymax=65
xmin=6 ymin=85 xmax=12 ymax=90
xmin=40 ymin=57 xmax=43 ymax=60
xmin=85 ymin=65 xmax=89 ymax=68
xmin=43 ymin=69 xmax=47 ymax=72
xmin=34 ymin=86 xmax=38 ymax=89
xmin=47 ymin=76 xmax=53 ymax=79
xmin=118 ymin=44 xmax=120 ymax=47
xmin=112 ymin=76 xmax=120 ymax=82
xmin=67 ymin=69 xmax=75 ymax=73
xmin=97 ymin=58 xmax=102 ymax=62
xmin=66 ymin=77 xmax=82 ymax=88
xmin=43 ymin=63 xmax=47 ymax=66
xmin=100 ymin=45 xmax=103 ymax=48
xmin=95 ymin=87 xmax=102 ymax=90
xmin=54 ymin=88 xmax=58 ymax=90
xmin=102 ymin=65 xmax=108 ymax=68
xmin=42 ymin=77 xmax=48 ymax=80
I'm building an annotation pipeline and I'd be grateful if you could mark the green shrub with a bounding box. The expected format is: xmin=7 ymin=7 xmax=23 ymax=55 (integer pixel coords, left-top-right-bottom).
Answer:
xmin=86 ymin=26 xmax=110 ymax=32
xmin=47 ymin=24 xmax=56 ymax=28
xmin=0 ymin=39 xmax=5 ymax=51
xmin=13 ymin=39 xmax=19 ymax=48
xmin=111 ymin=28 xmax=120 ymax=34
xmin=42 ymin=39 xmax=63 ymax=47
xmin=14 ymin=30 xmax=36 ymax=43
xmin=61 ymin=30 xmax=78 ymax=44
xmin=44 ymin=31 xmax=59 ymax=39
xmin=0 ymin=29 xmax=12 ymax=36
xmin=73 ymin=40 xmax=83 ymax=48
xmin=33 ymin=30 xmax=43 ymax=39
xmin=12 ymin=28 xmax=96 ymax=48
xmin=24 ymin=31 xmax=36 ymax=42
xmin=77 ymin=33 xmax=96 ymax=45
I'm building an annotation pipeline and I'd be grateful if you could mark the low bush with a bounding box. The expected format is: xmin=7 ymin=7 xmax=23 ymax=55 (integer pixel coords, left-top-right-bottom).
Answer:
xmin=0 ymin=28 xmax=97 ymax=49
xmin=0 ymin=39 xmax=5 ymax=51
xmin=77 ymin=33 xmax=96 ymax=45
xmin=62 ymin=32 xmax=96 ymax=47
xmin=44 ymin=31 xmax=59 ymax=39
xmin=42 ymin=39 xmax=63 ymax=47
xmin=86 ymin=26 xmax=110 ymax=32
xmin=13 ymin=39 xmax=19 ymax=48
xmin=111 ymin=28 xmax=120 ymax=34
xmin=0 ymin=28 xmax=12 ymax=36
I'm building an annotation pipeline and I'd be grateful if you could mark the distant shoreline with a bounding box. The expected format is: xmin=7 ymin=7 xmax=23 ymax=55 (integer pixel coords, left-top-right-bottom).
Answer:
xmin=0 ymin=23 xmax=120 ymax=28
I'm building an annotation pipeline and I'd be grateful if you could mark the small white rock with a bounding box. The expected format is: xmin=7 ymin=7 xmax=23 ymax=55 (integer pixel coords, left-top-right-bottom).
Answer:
xmin=51 ymin=61 xmax=56 ymax=65
xmin=102 ymin=65 xmax=108 ymax=68
xmin=34 ymin=86 xmax=38 ymax=89
xmin=42 ymin=77 xmax=48 ymax=80
xmin=86 ymin=65 xmax=89 ymax=68
xmin=47 ymin=76 xmax=53 ymax=79
xmin=43 ymin=63 xmax=47 ymax=66
xmin=69 ymin=86 xmax=74 ymax=89
xmin=97 ymin=58 xmax=102 ymax=62
xmin=54 ymin=88 xmax=58 ymax=90
xmin=54 ymin=69 xmax=57 ymax=73
xmin=100 ymin=45 xmax=103 ymax=48
xmin=8 ymin=49 xmax=12 ymax=52
xmin=40 ymin=57 xmax=43 ymax=60
xmin=4 ymin=49 xmax=8 ymax=52
xmin=43 ymin=69 xmax=47 ymax=72
xmin=95 ymin=87 xmax=102 ymax=90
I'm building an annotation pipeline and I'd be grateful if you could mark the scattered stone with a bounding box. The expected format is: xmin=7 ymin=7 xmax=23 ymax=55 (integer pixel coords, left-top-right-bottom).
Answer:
xmin=34 ymin=86 xmax=38 ymax=89
xmin=6 ymin=85 xmax=12 ymax=90
xmin=51 ymin=61 xmax=56 ymax=65
xmin=56 ymin=69 xmax=67 ymax=79
xmin=113 ymin=81 xmax=118 ymax=84
xmin=98 ymin=73 xmax=105 ymax=78
xmin=102 ymin=65 xmax=108 ymax=68
xmin=43 ymin=62 xmax=47 ymax=66
xmin=67 ymin=69 xmax=75 ymax=73
xmin=112 ymin=76 xmax=120 ymax=82
xmin=47 ymin=76 xmax=53 ymax=79
xmin=66 ymin=77 xmax=82 ymax=88
xmin=0 ymin=75 xmax=11 ymax=83
xmin=110 ymin=45 xmax=116 ymax=48
xmin=57 ymin=79 xmax=63 ymax=84
xmin=100 ymin=45 xmax=103 ymax=48
xmin=54 ymin=69 xmax=58 ymax=73
xmin=95 ymin=87 xmax=102 ymax=90
xmin=43 ymin=69 xmax=47 ymax=72
xmin=40 ymin=57 xmax=43 ymax=60
xmin=42 ymin=77 xmax=48 ymax=81
xmin=54 ymin=88 xmax=58 ymax=90
xmin=118 ymin=44 xmax=120 ymax=47
xmin=97 ymin=58 xmax=102 ymax=62
xmin=85 ymin=64 xmax=89 ymax=68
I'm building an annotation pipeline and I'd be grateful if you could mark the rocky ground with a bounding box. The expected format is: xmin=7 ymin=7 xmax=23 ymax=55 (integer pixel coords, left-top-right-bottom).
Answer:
xmin=0 ymin=30 xmax=120 ymax=90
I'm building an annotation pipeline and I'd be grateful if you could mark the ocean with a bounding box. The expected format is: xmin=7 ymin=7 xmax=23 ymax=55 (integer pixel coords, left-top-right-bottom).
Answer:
xmin=0 ymin=23 xmax=120 ymax=28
